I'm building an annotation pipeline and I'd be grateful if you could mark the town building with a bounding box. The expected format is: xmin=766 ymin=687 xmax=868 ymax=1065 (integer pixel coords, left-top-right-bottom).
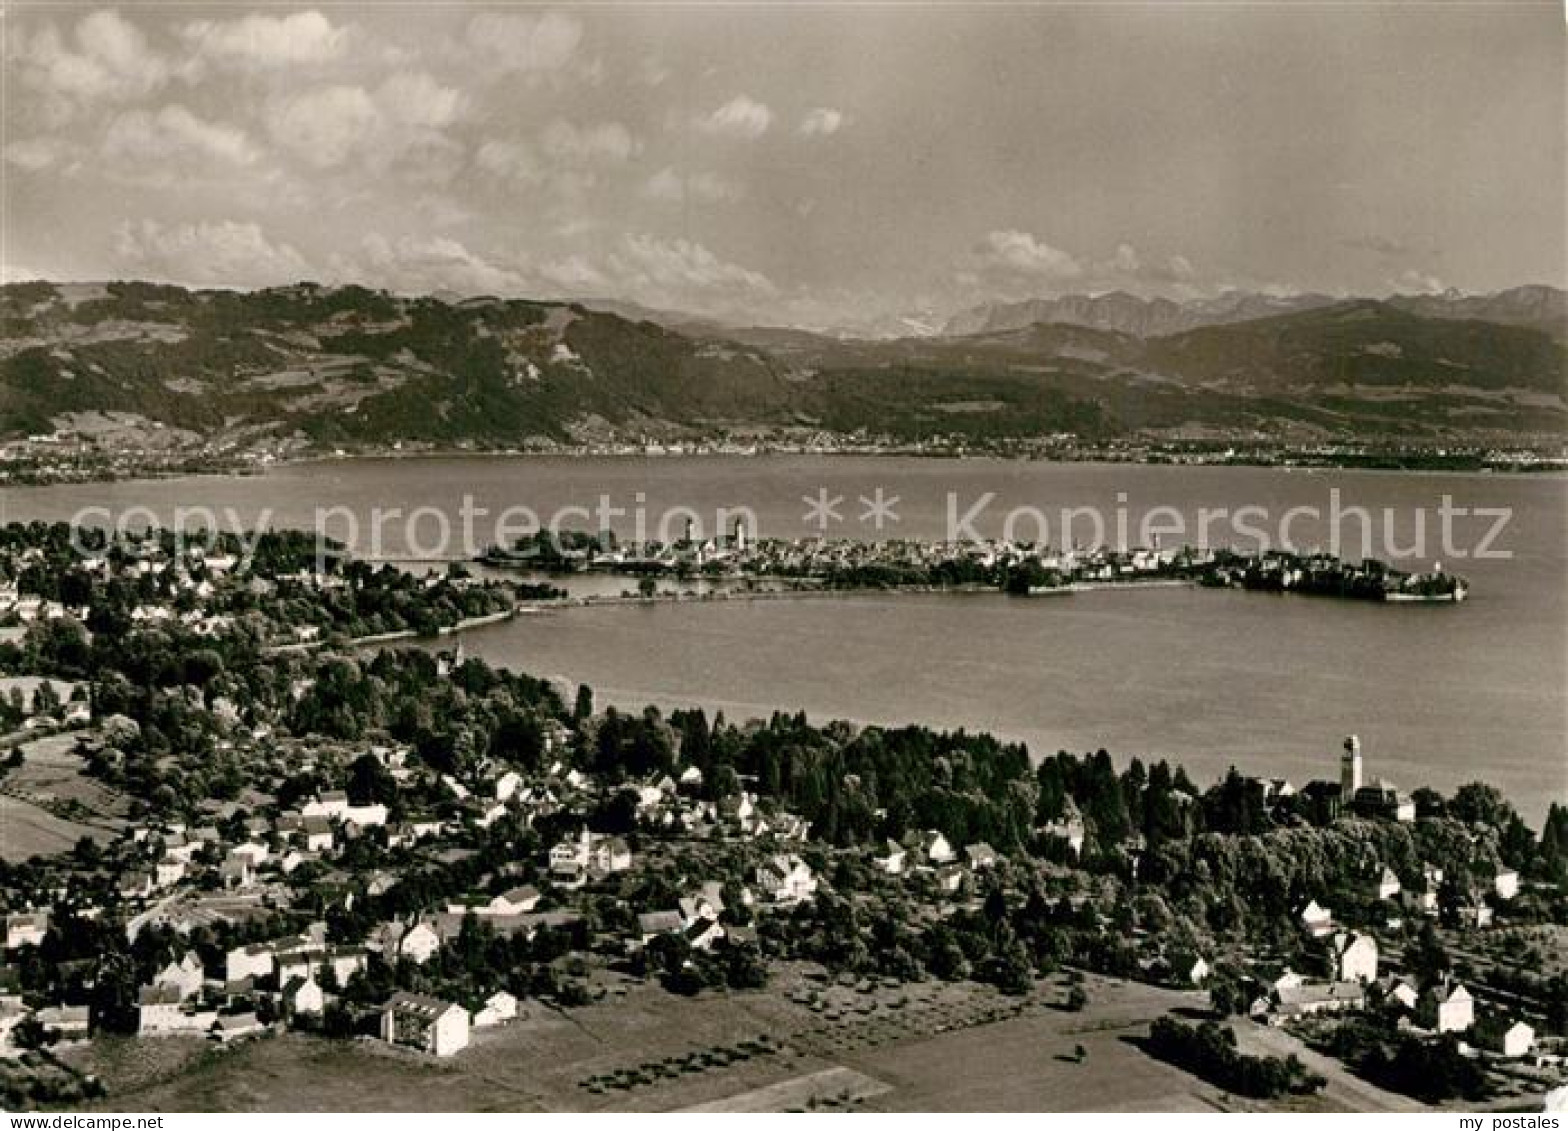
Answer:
xmin=380 ymin=992 xmax=470 ymax=1057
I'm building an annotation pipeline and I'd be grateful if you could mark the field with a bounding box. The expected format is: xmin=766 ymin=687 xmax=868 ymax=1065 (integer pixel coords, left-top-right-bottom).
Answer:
xmin=0 ymin=734 xmax=129 ymax=861
xmin=65 ymin=968 xmax=1431 ymax=1113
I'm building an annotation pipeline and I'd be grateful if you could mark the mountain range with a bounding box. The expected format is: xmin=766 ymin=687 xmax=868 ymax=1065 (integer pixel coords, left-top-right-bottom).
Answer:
xmin=2 ymin=279 xmax=1563 ymax=451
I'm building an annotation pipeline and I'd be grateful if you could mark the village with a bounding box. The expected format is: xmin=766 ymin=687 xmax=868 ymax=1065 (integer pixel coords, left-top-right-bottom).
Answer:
xmin=0 ymin=520 xmax=1562 ymax=1110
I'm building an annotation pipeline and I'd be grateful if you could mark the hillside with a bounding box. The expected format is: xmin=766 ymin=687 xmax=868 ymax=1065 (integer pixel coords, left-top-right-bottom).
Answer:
xmin=1 ymin=282 xmax=1563 ymax=451
xmin=0 ymin=281 xmax=796 ymax=446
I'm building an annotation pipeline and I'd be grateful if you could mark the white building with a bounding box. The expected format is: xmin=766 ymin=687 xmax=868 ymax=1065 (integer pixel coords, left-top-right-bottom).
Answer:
xmin=1332 ymin=932 xmax=1379 ymax=983
xmin=381 ymin=992 xmax=469 ymax=1057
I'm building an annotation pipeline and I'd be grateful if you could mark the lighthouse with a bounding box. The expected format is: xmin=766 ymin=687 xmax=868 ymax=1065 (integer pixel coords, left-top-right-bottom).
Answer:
xmin=1340 ymin=735 xmax=1363 ymax=797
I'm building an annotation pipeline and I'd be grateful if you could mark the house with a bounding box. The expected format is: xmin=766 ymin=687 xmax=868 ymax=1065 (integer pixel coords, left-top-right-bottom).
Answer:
xmin=282 ymin=975 xmax=324 ymax=1016
xmin=1494 ymin=868 xmax=1520 ymax=901
xmin=874 ymin=839 xmax=907 ymax=875
xmin=755 ymin=854 xmax=817 ymax=904
xmin=964 ymin=842 xmax=999 ymax=870
xmin=637 ymin=910 xmax=685 ymax=944
xmin=486 ymin=885 xmax=541 ymax=916
xmin=1375 ymin=866 xmax=1402 ymax=901
xmin=934 ymin=864 xmax=965 ymax=893
xmin=1332 ymin=932 xmax=1379 ymax=983
xmin=1422 ymin=983 xmax=1474 ymax=1034
xmin=677 ymin=883 xmax=726 ymax=927
xmin=685 ymin=917 xmax=726 ymax=951
xmin=1039 ymin=815 xmax=1086 ymax=857
xmin=34 ymin=1005 xmax=90 ymax=1041
xmin=3 ymin=911 xmax=48 ymax=950
xmin=219 ymin=857 xmax=255 ymax=889
xmin=137 ymin=985 xmax=216 ymax=1034
xmin=473 ymin=990 xmax=518 ymax=1028
xmin=229 ymin=841 xmax=269 ymax=867
xmin=225 ymin=943 xmax=275 ymax=983
xmin=1350 ymin=781 xmax=1416 ymax=823
xmin=302 ymin=791 xmax=351 ymax=820
xmin=1298 ymin=900 xmax=1334 ymax=938
xmin=301 ymin=816 xmax=335 ymax=853
xmin=1169 ymin=952 xmax=1210 ymax=986
xmin=590 ymin=836 xmax=633 ymax=875
xmin=368 ymin=920 xmax=442 ymax=965
xmin=1273 ymin=981 xmax=1365 ymax=1020
xmin=1493 ymin=1020 xmax=1535 ymax=1058
xmin=1382 ymin=977 xmax=1420 ymax=1011
xmin=0 ymin=997 xmax=30 ymax=1054
xmin=154 ymin=954 xmax=205 ymax=1000
xmin=918 ymin=830 xmax=956 ymax=865
xmin=1452 ymin=899 xmax=1494 ymax=929
xmin=494 ymin=770 xmax=523 ymax=802
xmin=154 ymin=857 xmax=186 ymax=888
xmin=380 ymin=992 xmax=470 ymax=1057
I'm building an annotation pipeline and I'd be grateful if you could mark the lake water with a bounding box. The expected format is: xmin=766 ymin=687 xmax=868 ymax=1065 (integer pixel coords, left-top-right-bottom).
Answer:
xmin=4 ymin=455 xmax=1564 ymax=821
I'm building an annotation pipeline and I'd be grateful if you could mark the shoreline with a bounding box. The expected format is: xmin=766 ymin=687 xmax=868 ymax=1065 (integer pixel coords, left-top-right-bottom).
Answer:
xmin=7 ymin=447 xmax=1568 ymax=494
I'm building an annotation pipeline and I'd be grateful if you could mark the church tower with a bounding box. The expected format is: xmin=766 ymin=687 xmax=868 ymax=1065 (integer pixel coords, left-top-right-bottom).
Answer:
xmin=1340 ymin=734 xmax=1363 ymax=797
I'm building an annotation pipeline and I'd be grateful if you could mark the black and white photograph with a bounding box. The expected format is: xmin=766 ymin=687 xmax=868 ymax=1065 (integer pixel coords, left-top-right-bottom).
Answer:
xmin=0 ymin=0 xmax=1564 ymax=1116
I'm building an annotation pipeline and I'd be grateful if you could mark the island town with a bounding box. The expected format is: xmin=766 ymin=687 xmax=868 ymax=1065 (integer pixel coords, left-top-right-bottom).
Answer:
xmin=484 ymin=524 xmax=1469 ymax=604
xmin=0 ymin=520 xmax=1558 ymax=1112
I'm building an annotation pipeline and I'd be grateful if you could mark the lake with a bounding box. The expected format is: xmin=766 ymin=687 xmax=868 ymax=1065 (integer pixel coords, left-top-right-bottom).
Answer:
xmin=3 ymin=455 xmax=1564 ymax=821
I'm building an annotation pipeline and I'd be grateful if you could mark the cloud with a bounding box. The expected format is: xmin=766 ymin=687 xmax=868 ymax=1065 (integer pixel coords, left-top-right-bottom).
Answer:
xmin=1342 ymin=234 xmax=1411 ymax=257
xmin=3 ymin=137 xmax=79 ymax=173
xmin=609 ymin=234 xmax=775 ymax=298
xmin=463 ymin=11 xmax=583 ymax=73
xmin=1391 ymin=268 xmax=1447 ymax=295
xmin=967 ymin=230 xmax=1084 ymax=282
xmin=113 ymin=220 xmax=311 ymax=287
xmin=1107 ymin=242 xmax=1141 ymax=274
xmin=699 ymin=95 xmax=773 ymax=140
xmin=538 ymin=254 xmax=610 ymax=292
xmin=642 ymin=168 xmax=741 ymax=204
xmin=376 ymin=72 xmax=467 ymax=129
xmin=540 ymin=120 xmax=638 ymax=164
xmin=475 ymin=139 xmax=540 ymax=183
xmin=264 ymin=75 xmax=465 ymax=170
xmin=798 ymin=107 xmax=845 ymax=137
xmin=346 ymin=233 xmax=529 ymax=296
xmin=103 ymin=105 xmax=258 ymax=168
xmin=179 ymin=11 xmax=347 ymax=68
xmin=11 ymin=10 xmax=168 ymax=119
xmin=266 ymin=85 xmax=380 ymax=168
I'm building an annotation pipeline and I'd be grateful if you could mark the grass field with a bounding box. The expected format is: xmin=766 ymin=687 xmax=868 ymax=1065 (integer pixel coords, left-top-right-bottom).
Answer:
xmin=66 ymin=967 xmax=1438 ymax=1113
xmin=0 ymin=734 xmax=128 ymax=861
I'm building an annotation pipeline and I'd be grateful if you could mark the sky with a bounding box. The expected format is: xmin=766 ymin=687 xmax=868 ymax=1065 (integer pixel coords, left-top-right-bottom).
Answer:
xmin=2 ymin=3 xmax=1564 ymax=330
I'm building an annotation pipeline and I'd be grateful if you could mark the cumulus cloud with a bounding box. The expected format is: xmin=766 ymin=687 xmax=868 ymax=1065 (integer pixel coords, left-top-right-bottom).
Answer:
xmin=699 ymin=95 xmax=773 ymax=140
xmin=540 ymin=120 xmax=638 ymax=164
xmin=3 ymin=137 xmax=79 ymax=173
xmin=10 ymin=10 xmax=169 ymax=120
xmin=347 ymin=233 xmax=530 ymax=296
xmin=537 ymin=254 xmax=610 ymax=292
xmin=463 ymin=11 xmax=583 ymax=73
xmin=474 ymin=139 xmax=540 ymax=183
xmin=967 ymin=230 xmax=1084 ymax=282
xmin=264 ymin=74 xmax=465 ymax=170
xmin=1392 ymin=268 xmax=1447 ymax=294
xmin=798 ymin=107 xmax=845 ymax=137
xmin=179 ymin=11 xmax=348 ymax=68
xmin=103 ymin=105 xmax=258 ymax=167
xmin=113 ymin=219 xmax=312 ymax=287
xmin=266 ymin=85 xmax=379 ymax=168
xmin=609 ymin=234 xmax=775 ymax=298
xmin=376 ymin=72 xmax=467 ymax=129
xmin=642 ymin=168 xmax=740 ymax=204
